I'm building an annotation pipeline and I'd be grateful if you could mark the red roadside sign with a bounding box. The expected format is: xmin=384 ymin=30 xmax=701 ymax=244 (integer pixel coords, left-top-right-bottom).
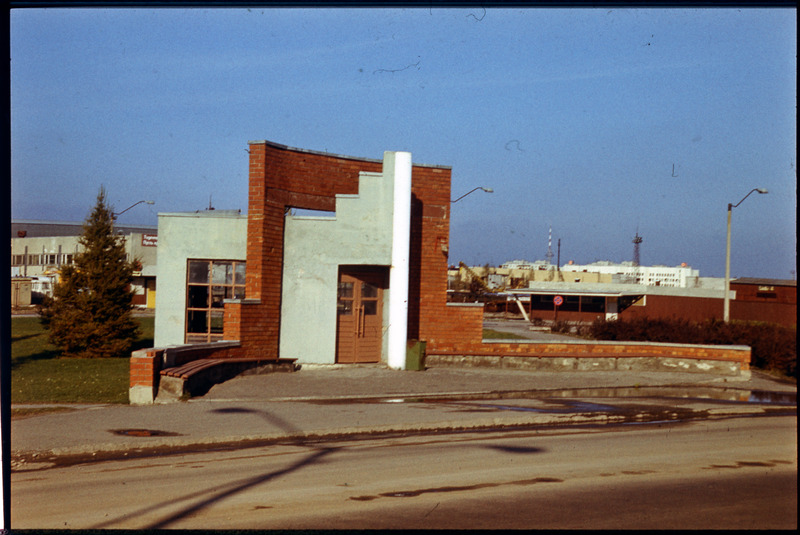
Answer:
xmin=553 ymin=295 xmax=564 ymax=306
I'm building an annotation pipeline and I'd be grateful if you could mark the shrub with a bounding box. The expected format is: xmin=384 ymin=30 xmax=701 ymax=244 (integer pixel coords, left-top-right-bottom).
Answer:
xmin=550 ymin=320 xmax=571 ymax=334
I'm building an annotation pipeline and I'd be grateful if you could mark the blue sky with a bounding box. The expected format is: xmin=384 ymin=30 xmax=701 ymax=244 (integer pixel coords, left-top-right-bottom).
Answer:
xmin=10 ymin=7 xmax=797 ymax=279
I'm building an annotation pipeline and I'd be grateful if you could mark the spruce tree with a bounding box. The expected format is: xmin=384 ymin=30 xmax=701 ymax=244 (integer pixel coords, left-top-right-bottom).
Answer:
xmin=38 ymin=187 xmax=140 ymax=358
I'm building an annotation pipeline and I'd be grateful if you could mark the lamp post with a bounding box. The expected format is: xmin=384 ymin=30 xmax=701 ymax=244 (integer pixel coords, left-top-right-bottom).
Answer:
xmin=113 ymin=200 xmax=154 ymax=219
xmin=451 ymin=187 xmax=493 ymax=203
xmin=724 ymin=188 xmax=768 ymax=322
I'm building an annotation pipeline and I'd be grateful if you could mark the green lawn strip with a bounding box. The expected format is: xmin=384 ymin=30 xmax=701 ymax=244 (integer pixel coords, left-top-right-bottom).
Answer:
xmin=10 ymin=315 xmax=154 ymax=405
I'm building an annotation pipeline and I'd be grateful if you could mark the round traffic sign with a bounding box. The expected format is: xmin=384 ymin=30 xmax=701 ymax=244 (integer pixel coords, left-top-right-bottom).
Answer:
xmin=553 ymin=295 xmax=564 ymax=306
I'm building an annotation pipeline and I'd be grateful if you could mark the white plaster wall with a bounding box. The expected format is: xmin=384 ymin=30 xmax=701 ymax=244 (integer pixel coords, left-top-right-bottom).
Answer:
xmin=280 ymin=171 xmax=395 ymax=364
xmin=153 ymin=212 xmax=247 ymax=347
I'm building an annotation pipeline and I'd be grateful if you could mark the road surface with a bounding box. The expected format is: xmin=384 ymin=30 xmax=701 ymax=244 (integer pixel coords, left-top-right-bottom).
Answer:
xmin=11 ymin=414 xmax=796 ymax=530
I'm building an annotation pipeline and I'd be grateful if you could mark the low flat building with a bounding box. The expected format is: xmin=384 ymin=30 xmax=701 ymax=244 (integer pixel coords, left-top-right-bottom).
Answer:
xmin=496 ymin=278 xmax=796 ymax=328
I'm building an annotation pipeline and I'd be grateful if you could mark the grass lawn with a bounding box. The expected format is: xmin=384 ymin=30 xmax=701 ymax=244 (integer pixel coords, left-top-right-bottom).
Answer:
xmin=8 ymin=322 xmax=517 ymax=406
xmin=10 ymin=315 xmax=154 ymax=406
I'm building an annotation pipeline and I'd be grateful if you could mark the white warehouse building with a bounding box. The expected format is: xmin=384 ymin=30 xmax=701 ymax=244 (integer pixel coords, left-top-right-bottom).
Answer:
xmin=560 ymin=260 xmax=700 ymax=288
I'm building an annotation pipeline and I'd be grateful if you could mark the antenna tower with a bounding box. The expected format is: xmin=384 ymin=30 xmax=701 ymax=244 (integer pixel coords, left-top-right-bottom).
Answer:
xmin=632 ymin=231 xmax=642 ymax=267
xmin=631 ymin=230 xmax=643 ymax=284
xmin=545 ymin=225 xmax=554 ymax=265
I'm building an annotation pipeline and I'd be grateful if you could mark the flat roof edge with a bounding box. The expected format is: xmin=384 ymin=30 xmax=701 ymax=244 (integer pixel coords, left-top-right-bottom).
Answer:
xmin=12 ymin=219 xmax=158 ymax=230
xmin=247 ymin=140 xmax=452 ymax=170
xmin=158 ymin=211 xmax=247 ymax=218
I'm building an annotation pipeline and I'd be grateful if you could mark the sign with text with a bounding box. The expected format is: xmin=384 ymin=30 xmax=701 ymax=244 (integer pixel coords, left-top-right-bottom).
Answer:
xmin=141 ymin=234 xmax=158 ymax=247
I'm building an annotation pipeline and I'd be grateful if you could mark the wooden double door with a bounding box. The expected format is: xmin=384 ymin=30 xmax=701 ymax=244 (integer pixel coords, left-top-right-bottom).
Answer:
xmin=336 ymin=267 xmax=388 ymax=363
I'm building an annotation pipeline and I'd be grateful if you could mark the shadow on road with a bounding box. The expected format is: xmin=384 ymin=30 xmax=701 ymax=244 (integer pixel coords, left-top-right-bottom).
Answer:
xmin=210 ymin=406 xmax=305 ymax=437
xmin=90 ymin=406 xmax=337 ymax=530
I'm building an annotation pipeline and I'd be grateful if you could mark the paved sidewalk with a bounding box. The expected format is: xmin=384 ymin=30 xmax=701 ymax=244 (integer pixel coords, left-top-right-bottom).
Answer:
xmin=10 ymin=366 xmax=796 ymax=470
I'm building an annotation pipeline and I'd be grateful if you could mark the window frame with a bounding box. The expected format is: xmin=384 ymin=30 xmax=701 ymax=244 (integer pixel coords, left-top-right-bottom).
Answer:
xmin=185 ymin=259 xmax=246 ymax=343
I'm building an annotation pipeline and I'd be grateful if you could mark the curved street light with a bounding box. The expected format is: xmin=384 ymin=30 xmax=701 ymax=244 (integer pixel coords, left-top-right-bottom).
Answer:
xmin=451 ymin=186 xmax=493 ymax=203
xmin=113 ymin=200 xmax=155 ymax=218
xmin=724 ymin=188 xmax=768 ymax=322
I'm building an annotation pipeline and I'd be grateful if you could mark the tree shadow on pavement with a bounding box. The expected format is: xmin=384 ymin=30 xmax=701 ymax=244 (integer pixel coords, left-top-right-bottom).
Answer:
xmin=90 ymin=406 xmax=335 ymax=530
xmin=210 ymin=406 xmax=302 ymax=436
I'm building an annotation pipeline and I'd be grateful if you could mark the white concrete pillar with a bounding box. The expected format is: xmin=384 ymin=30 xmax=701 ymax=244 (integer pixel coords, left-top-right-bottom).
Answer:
xmin=387 ymin=151 xmax=412 ymax=370
xmin=605 ymin=296 xmax=618 ymax=321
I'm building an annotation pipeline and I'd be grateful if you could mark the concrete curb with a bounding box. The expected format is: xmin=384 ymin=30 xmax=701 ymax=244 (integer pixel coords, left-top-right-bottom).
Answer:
xmin=12 ymin=404 xmax=791 ymax=472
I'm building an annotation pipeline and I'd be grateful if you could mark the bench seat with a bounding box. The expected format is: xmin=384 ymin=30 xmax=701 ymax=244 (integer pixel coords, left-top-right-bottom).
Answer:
xmin=156 ymin=357 xmax=298 ymax=402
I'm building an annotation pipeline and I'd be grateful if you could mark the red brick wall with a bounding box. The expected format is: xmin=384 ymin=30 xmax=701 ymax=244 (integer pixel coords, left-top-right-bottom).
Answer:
xmin=621 ymin=295 xmax=723 ymax=322
xmin=428 ymin=341 xmax=750 ymax=370
xmin=620 ymin=294 xmax=796 ymax=328
xmin=731 ymin=281 xmax=796 ymax=304
xmin=129 ymin=349 xmax=163 ymax=389
xmin=731 ymin=301 xmax=797 ymax=327
xmin=228 ymin=141 xmax=469 ymax=359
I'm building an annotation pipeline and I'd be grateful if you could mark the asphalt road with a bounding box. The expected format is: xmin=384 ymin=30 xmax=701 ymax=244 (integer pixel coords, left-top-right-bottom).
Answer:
xmin=11 ymin=414 xmax=796 ymax=530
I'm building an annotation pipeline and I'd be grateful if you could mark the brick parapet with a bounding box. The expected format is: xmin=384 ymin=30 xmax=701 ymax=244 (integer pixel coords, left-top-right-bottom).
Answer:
xmin=129 ymin=348 xmax=163 ymax=389
xmin=427 ymin=341 xmax=751 ymax=369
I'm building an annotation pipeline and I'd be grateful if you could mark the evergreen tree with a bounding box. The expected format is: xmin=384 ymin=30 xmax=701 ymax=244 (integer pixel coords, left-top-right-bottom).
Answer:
xmin=38 ymin=187 xmax=139 ymax=358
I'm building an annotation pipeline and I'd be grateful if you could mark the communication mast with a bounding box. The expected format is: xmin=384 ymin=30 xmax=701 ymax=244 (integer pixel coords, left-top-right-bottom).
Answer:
xmin=545 ymin=225 xmax=554 ymax=265
xmin=632 ymin=230 xmax=643 ymax=284
xmin=632 ymin=231 xmax=642 ymax=267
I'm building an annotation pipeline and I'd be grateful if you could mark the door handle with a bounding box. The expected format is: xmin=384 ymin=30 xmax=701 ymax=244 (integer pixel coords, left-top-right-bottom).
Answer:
xmin=354 ymin=306 xmax=363 ymax=338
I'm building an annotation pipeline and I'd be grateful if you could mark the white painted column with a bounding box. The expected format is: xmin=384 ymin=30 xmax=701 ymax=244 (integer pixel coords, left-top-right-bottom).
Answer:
xmin=605 ymin=296 xmax=618 ymax=321
xmin=387 ymin=151 xmax=412 ymax=370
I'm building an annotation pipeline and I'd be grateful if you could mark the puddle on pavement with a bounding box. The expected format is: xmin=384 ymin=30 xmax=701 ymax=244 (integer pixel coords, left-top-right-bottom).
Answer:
xmin=444 ymin=399 xmax=624 ymax=415
xmin=308 ymin=386 xmax=795 ymax=409
xmin=350 ymin=476 xmax=563 ymax=502
xmin=704 ymin=459 xmax=794 ymax=470
xmin=747 ymin=390 xmax=796 ymax=405
xmin=109 ymin=429 xmax=183 ymax=437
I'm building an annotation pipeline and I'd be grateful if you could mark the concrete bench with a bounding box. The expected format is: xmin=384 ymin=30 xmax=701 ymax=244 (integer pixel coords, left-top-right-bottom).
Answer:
xmin=156 ymin=357 xmax=298 ymax=402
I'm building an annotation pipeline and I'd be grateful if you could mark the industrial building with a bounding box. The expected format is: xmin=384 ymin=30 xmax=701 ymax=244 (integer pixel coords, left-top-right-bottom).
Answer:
xmin=457 ymin=259 xmax=703 ymax=289
xmin=560 ymin=260 xmax=700 ymax=287
xmin=10 ymin=220 xmax=158 ymax=307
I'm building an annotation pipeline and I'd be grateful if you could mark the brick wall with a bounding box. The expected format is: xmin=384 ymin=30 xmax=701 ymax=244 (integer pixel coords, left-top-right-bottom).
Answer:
xmin=428 ymin=339 xmax=749 ymax=366
xmin=129 ymin=348 xmax=163 ymax=390
xmin=731 ymin=281 xmax=796 ymax=304
xmin=621 ymin=295 xmax=723 ymax=322
xmin=228 ymin=141 xmax=464 ymax=359
xmin=619 ymin=294 xmax=796 ymax=328
xmin=426 ymin=340 xmax=751 ymax=376
xmin=731 ymin=301 xmax=797 ymax=328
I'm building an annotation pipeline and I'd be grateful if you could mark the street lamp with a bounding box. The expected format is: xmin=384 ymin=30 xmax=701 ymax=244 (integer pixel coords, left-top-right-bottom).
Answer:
xmin=451 ymin=187 xmax=493 ymax=203
xmin=113 ymin=200 xmax=155 ymax=219
xmin=724 ymin=188 xmax=768 ymax=322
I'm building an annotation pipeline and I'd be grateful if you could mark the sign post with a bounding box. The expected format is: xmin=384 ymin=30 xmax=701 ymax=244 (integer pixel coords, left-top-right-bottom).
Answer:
xmin=553 ymin=295 xmax=563 ymax=323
